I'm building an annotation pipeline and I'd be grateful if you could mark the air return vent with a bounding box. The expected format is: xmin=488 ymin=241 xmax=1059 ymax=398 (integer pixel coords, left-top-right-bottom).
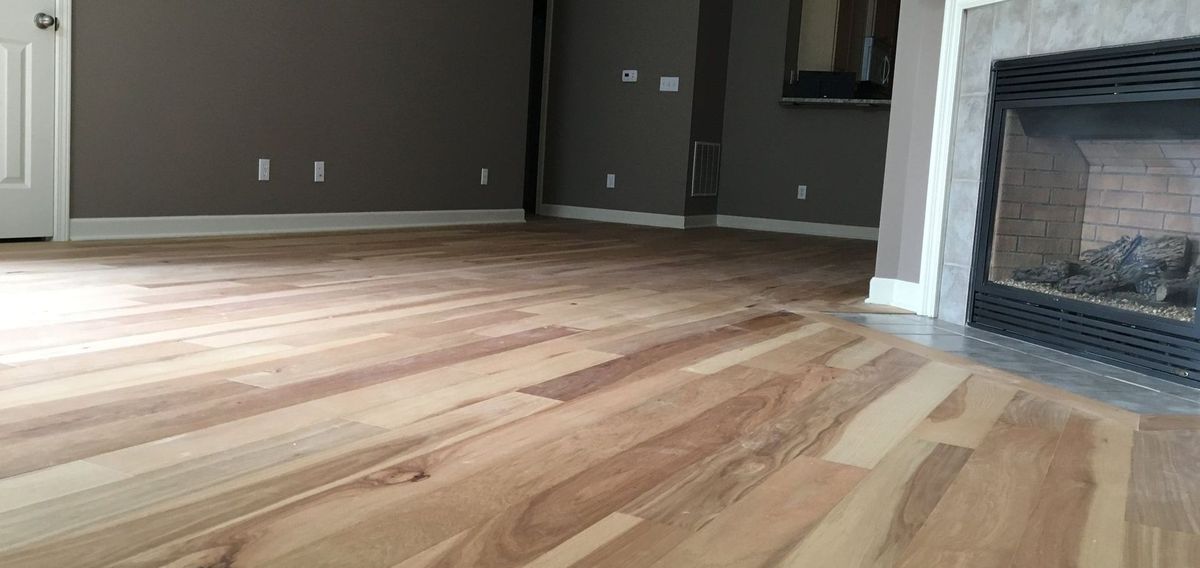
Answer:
xmin=690 ymin=142 xmax=721 ymax=197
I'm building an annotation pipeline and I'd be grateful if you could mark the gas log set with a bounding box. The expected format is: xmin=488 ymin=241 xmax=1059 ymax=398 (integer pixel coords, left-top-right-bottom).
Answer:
xmin=1004 ymin=235 xmax=1198 ymax=320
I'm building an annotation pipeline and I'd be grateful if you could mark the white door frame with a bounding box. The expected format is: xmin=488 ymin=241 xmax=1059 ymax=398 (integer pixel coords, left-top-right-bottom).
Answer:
xmin=52 ymin=0 xmax=72 ymax=240
xmin=913 ymin=0 xmax=1006 ymax=317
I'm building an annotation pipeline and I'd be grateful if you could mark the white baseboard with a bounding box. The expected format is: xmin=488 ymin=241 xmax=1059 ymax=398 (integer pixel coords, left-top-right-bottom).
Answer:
xmin=716 ymin=215 xmax=878 ymax=241
xmin=866 ymin=277 xmax=924 ymax=314
xmin=69 ymin=209 xmax=527 ymax=241
xmin=538 ymin=205 xmax=878 ymax=241
xmin=538 ymin=204 xmax=689 ymax=229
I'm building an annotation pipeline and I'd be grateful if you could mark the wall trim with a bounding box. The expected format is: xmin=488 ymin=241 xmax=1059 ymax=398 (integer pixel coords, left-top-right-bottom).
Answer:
xmin=69 ymin=209 xmax=527 ymax=241
xmin=538 ymin=205 xmax=878 ymax=239
xmin=53 ymin=0 xmax=72 ymax=241
xmin=866 ymin=277 xmax=924 ymax=313
xmin=538 ymin=204 xmax=690 ymax=229
xmin=913 ymin=0 xmax=1007 ymax=317
xmin=716 ymin=215 xmax=879 ymax=240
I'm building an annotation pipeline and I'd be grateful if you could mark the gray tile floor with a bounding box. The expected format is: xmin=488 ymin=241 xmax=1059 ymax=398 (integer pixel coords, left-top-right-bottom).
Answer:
xmin=832 ymin=313 xmax=1200 ymax=416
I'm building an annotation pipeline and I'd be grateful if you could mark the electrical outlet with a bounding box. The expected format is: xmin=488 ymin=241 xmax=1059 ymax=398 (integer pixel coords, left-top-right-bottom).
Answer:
xmin=622 ymin=70 xmax=638 ymax=83
xmin=797 ymin=185 xmax=808 ymax=200
xmin=659 ymin=76 xmax=680 ymax=92
xmin=480 ymin=168 xmax=489 ymax=186
xmin=314 ymin=161 xmax=325 ymax=183
xmin=606 ymin=174 xmax=617 ymax=189
xmin=258 ymin=159 xmax=270 ymax=182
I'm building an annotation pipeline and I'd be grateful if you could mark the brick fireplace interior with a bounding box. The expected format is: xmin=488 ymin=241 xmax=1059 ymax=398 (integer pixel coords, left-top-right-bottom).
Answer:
xmin=986 ymin=101 xmax=1200 ymax=323
xmin=994 ymin=115 xmax=1200 ymax=275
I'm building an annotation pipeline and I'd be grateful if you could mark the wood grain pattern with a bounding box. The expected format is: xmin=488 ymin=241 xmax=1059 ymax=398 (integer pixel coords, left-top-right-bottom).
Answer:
xmin=649 ymin=456 xmax=868 ymax=567
xmin=1125 ymin=523 xmax=1200 ymax=568
xmin=895 ymin=392 xmax=1071 ymax=568
xmin=780 ymin=438 xmax=972 ymax=567
xmin=568 ymin=517 xmax=688 ymax=568
xmin=1128 ymin=428 xmax=1200 ymax=534
xmin=520 ymin=513 xmax=643 ymax=568
xmin=913 ymin=376 xmax=1018 ymax=449
xmin=1009 ymin=413 xmax=1134 ymax=568
xmin=0 ymin=220 xmax=1193 ymax=567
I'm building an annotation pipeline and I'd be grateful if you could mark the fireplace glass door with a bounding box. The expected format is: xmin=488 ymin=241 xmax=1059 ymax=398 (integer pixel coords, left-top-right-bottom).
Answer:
xmin=984 ymin=99 xmax=1200 ymax=324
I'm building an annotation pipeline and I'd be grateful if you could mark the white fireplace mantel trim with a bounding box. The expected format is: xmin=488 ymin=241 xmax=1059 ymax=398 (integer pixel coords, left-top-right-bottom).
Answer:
xmin=914 ymin=0 xmax=1008 ymax=317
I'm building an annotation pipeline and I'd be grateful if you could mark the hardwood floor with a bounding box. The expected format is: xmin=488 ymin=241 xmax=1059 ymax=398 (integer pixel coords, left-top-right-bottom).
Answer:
xmin=0 ymin=219 xmax=1196 ymax=567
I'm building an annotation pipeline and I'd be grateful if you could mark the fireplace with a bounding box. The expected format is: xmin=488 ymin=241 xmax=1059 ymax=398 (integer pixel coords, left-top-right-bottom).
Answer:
xmin=969 ymin=38 xmax=1200 ymax=386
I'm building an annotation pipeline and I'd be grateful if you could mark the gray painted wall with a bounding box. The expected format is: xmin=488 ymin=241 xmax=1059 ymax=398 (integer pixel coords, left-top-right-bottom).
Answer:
xmin=541 ymin=0 xmax=703 ymax=216
xmin=874 ymin=0 xmax=945 ymax=282
xmin=718 ymin=0 xmax=891 ymax=227
xmin=71 ymin=0 xmax=533 ymax=219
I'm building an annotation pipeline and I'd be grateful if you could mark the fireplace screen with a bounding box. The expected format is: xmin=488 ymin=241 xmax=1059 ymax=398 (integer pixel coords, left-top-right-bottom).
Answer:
xmin=985 ymin=101 xmax=1200 ymax=324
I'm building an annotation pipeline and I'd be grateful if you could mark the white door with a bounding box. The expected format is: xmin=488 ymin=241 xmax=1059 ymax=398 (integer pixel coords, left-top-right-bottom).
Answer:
xmin=0 ymin=1 xmax=56 ymax=239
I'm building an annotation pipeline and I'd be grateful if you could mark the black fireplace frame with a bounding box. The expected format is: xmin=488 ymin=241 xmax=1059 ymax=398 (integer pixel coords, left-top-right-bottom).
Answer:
xmin=967 ymin=38 xmax=1200 ymax=387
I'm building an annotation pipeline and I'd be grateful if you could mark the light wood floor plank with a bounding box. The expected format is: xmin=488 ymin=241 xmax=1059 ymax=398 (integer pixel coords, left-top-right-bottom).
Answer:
xmin=1009 ymin=412 xmax=1134 ymax=568
xmin=649 ymin=456 xmax=868 ymax=568
xmin=1125 ymin=523 xmax=1200 ymax=568
xmin=895 ymin=392 xmax=1071 ymax=568
xmin=1127 ymin=428 xmax=1200 ymax=535
xmin=620 ymin=350 xmax=923 ymax=533
xmin=519 ymin=513 xmax=643 ymax=568
xmin=0 ymin=460 xmax=129 ymax=515
xmin=913 ymin=375 xmax=1019 ymax=449
xmin=819 ymin=361 xmax=970 ymax=468
xmin=779 ymin=438 xmax=971 ymax=567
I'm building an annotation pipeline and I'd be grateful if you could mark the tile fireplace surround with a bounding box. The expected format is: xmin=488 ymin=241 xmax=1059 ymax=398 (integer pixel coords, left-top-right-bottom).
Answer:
xmin=937 ymin=0 xmax=1200 ymax=324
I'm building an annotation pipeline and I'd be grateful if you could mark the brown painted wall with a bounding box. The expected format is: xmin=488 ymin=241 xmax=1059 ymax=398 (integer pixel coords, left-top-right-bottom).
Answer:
xmin=71 ymin=0 xmax=533 ymax=218
xmin=685 ymin=0 xmax=733 ymax=217
xmin=541 ymin=0 xmax=703 ymax=216
xmin=718 ymin=0 xmax=891 ymax=227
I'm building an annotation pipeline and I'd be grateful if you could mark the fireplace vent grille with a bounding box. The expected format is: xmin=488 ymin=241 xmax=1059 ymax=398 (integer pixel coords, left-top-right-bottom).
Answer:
xmin=972 ymin=292 xmax=1200 ymax=380
xmin=994 ymin=39 xmax=1200 ymax=101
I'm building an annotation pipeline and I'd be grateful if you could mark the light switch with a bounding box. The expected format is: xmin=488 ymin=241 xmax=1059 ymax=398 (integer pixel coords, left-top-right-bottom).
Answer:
xmin=622 ymin=70 xmax=638 ymax=83
xmin=606 ymin=174 xmax=616 ymax=189
xmin=258 ymin=159 xmax=270 ymax=182
xmin=659 ymin=76 xmax=680 ymax=92
xmin=314 ymin=161 xmax=325 ymax=183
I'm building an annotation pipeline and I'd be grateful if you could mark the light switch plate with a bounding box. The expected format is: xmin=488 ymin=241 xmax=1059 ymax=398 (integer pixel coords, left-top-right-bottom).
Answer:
xmin=314 ymin=161 xmax=325 ymax=183
xmin=622 ymin=70 xmax=638 ymax=83
xmin=606 ymin=174 xmax=616 ymax=189
xmin=258 ymin=159 xmax=270 ymax=182
xmin=480 ymin=168 xmax=489 ymax=185
xmin=797 ymin=185 xmax=808 ymax=200
xmin=659 ymin=76 xmax=680 ymax=92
